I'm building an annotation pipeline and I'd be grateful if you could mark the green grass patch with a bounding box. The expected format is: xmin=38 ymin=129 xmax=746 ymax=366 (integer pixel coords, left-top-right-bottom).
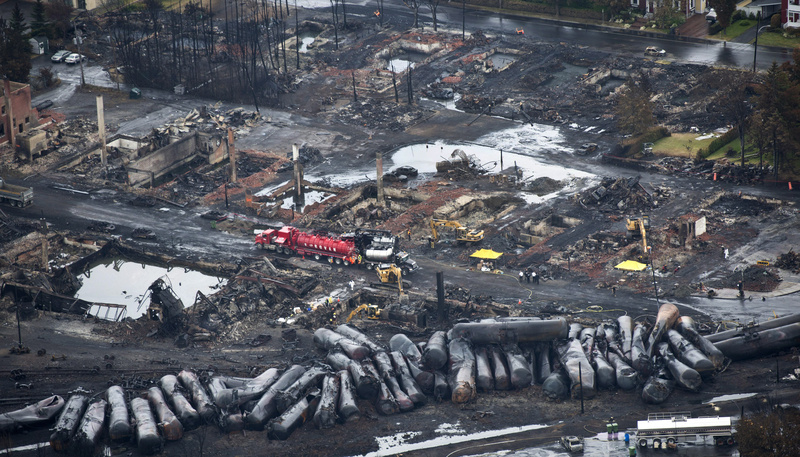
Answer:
xmin=706 ymin=138 xmax=767 ymax=165
xmin=652 ymin=132 xmax=715 ymax=157
xmin=712 ymin=20 xmax=755 ymax=41
xmin=753 ymin=30 xmax=800 ymax=48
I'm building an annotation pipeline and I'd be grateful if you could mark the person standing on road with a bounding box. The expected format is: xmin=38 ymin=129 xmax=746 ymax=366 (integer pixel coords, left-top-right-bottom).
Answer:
xmin=533 ymin=271 xmax=539 ymax=285
xmin=519 ymin=271 xmax=524 ymax=282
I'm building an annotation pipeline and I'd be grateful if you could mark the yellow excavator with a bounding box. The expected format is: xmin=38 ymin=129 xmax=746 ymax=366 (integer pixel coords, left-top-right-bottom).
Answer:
xmin=376 ymin=263 xmax=404 ymax=294
xmin=626 ymin=216 xmax=650 ymax=261
xmin=430 ymin=219 xmax=484 ymax=247
xmin=345 ymin=303 xmax=382 ymax=323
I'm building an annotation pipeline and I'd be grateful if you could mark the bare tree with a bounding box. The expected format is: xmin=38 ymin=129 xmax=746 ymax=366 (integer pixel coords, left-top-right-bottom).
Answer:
xmin=330 ymin=0 xmax=339 ymax=50
xmin=403 ymin=0 xmax=422 ymax=28
xmin=426 ymin=0 xmax=440 ymax=31
xmin=709 ymin=70 xmax=754 ymax=166
xmin=614 ymin=78 xmax=655 ymax=136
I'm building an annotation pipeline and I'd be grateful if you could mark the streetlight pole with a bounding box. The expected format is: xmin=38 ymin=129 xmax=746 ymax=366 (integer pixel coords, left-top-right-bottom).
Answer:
xmin=753 ymin=16 xmax=768 ymax=73
xmin=76 ymin=26 xmax=85 ymax=87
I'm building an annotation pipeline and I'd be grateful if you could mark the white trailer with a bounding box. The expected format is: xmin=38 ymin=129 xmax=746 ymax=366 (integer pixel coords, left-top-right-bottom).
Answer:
xmin=636 ymin=412 xmax=734 ymax=449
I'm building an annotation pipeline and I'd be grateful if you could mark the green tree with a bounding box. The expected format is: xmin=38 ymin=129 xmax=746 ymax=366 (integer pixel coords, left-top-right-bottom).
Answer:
xmin=614 ymin=78 xmax=655 ymax=135
xmin=697 ymin=69 xmax=753 ymax=166
xmin=9 ymin=3 xmax=27 ymax=36
xmin=0 ymin=4 xmax=33 ymax=82
xmin=30 ymin=0 xmax=50 ymax=38
xmin=45 ymin=0 xmax=74 ymax=40
xmin=752 ymin=63 xmax=790 ymax=176
xmin=652 ymin=5 xmax=686 ymax=28
xmin=708 ymin=0 xmax=736 ymax=28
xmin=594 ymin=0 xmax=628 ymax=18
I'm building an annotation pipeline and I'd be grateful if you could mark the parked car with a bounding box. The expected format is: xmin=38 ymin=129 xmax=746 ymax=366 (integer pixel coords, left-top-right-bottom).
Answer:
xmin=34 ymin=100 xmax=53 ymax=111
xmin=560 ymin=436 xmax=584 ymax=453
xmin=578 ymin=142 xmax=598 ymax=155
xmin=383 ymin=165 xmax=419 ymax=182
xmin=277 ymin=160 xmax=294 ymax=173
xmin=645 ymin=46 xmax=666 ymax=57
xmin=64 ymin=53 xmax=86 ymax=64
xmin=132 ymin=228 xmax=157 ymax=240
xmin=51 ymin=50 xmax=71 ymax=63
xmin=87 ymin=220 xmax=116 ymax=233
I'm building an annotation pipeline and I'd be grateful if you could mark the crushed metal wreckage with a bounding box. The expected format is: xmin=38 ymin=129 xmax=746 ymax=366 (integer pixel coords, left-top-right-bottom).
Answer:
xmin=4 ymin=305 xmax=791 ymax=453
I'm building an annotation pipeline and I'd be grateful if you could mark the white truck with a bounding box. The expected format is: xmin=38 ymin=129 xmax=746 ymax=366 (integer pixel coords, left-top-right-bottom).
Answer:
xmin=0 ymin=177 xmax=33 ymax=207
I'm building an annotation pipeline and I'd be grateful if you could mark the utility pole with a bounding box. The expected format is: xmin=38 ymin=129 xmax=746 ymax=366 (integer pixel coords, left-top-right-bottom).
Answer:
xmin=753 ymin=12 xmax=761 ymax=72
xmin=13 ymin=287 xmax=24 ymax=352
xmin=76 ymin=27 xmax=85 ymax=87
xmin=97 ymin=95 xmax=107 ymax=170
xmin=331 ymin=0 xmax=339 ymax=50
xmin=462 ymin=0 xmax=465 ymax=39
xmin=650 ymin=247 xmax=659 ymax=304
xmin=406 ymin=67 xmax=413 ymax=105
xmin=391 ymin=64 xmax=399 ymax=103
xmin=578 ymin=362 xmax=584 ymax=414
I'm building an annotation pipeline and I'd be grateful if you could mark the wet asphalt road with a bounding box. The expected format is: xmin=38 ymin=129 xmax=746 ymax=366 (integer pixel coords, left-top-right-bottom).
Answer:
xmin=333 ymin=1 xmax=791 ymax=70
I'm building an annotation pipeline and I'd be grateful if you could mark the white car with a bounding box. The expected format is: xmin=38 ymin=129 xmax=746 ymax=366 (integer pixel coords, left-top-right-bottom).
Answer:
xmin=64 ymin=53 xmax=86 ymax=64
xmin=645 ymin=46 xmax=666 ymax=57
xmin=51 ymin=50 xmax=71 ymax=63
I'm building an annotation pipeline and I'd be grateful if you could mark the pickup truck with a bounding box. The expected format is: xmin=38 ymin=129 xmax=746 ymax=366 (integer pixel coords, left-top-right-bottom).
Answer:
xmin=0 ymin=177 xmax=33 ymax=207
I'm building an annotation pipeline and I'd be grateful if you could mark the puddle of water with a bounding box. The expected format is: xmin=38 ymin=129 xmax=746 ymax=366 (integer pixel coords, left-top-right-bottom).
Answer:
xmin=363 ymin=423 xmax=549 ymax=457
xmin=600 ymin=78 xmax=624 ymax=94
xmin=422 ymin=92 xmax=462 ymax=111
xmin=544 ymin=63 xmax=590 ymax=88
xmin=76 ymin=260 xmax=226 ymax=320
xmin=703 ymin=393 xmax=758 ymax=404
xmin=257 ymin=124 xmax=595 ymax=203
xmin=388 ymin=59 xmax=415 ymax=72
xmin=299 ymin=34 xmax=316 ymax=53
xmin=276 ymin=190 xmax=336 ymax=209
xmin=489 ymin=53 xmax=516 ymax=68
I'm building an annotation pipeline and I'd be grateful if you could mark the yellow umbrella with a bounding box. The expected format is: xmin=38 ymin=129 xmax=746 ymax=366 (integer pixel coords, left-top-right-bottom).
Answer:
xmin=615 ymin=260 xmax=648 ymax=271
xmin=470 ymin=249 xmax=504 ymax=260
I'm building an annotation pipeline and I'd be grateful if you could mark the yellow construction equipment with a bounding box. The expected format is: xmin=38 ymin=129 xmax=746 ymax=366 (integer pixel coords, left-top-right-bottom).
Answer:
xmin=376 ymin=263 xmax=404 ymax=294
xmin=430 ymin=219 xmax=484 ymax=247
xmin=345 ymin=303 xmax=381 ymax=323
xmin=626 ymin=216 xmax=650 ymax=259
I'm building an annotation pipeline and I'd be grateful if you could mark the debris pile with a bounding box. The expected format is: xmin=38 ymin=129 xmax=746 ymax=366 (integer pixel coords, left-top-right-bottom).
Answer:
xmin=154 ymin=107 xmax=262 ymax=138
xmin=775 ymin=250 xmax=800 ymax=274
xmin=656 ymin=157 xmax=769 ymax=184
xmin=336 ymin=101 xmax=430 ymax=131
xmin=577 ymin=176 xmax=657 ymax=212
xmin=435 ymin=149 xmax=486 ymax=179
xmin=709 ymin=194 xmax=776 ymax=217
xmin=705 ymin=265 xmax=782 ymax=293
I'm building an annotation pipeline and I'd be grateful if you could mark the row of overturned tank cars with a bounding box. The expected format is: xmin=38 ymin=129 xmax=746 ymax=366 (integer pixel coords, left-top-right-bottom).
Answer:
xmin=2 ymin=304 xmax=799 ymax=455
